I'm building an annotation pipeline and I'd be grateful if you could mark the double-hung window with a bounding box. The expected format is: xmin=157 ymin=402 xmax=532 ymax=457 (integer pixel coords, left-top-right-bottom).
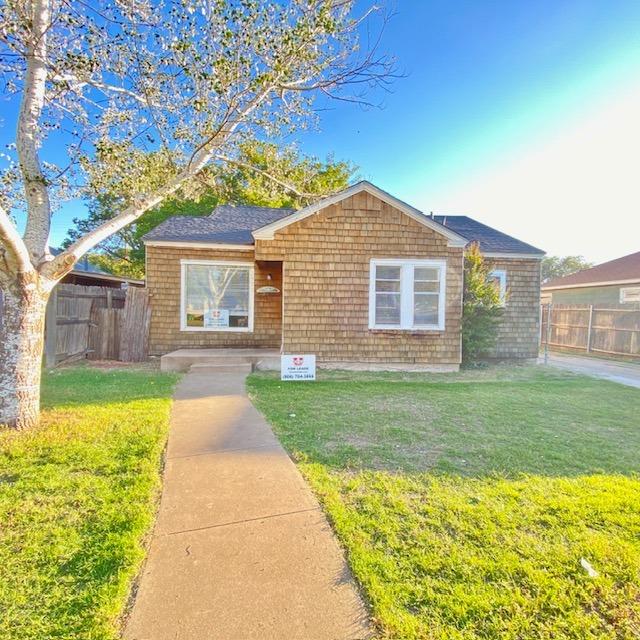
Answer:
xmin=369 ymin=259 xmax=446 ymax=330
xmin=180 ymin=260 xmax=254 ymax=332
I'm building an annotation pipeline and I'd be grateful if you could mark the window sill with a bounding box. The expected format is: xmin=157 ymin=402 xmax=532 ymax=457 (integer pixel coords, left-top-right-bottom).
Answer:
xmin=180 ymin=327 xmax=253 ymax=333
xmin=369 ymin=327 xmax=445 ymax=335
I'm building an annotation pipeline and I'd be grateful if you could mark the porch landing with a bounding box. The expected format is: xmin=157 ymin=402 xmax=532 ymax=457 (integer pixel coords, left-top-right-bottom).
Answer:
xmin=160 ymin=348 xmax=281 ymax=373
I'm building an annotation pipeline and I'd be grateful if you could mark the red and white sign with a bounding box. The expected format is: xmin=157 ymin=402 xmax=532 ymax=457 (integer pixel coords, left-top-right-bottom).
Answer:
xmin=281 ymin=354 xmax=316 ymax=381
xmin=203 ymin=308 xmax=229 ymax=328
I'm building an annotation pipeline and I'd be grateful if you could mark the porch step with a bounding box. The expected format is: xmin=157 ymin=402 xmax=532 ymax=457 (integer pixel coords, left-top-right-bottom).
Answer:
xmin=161 ymin=349 xmax=281 ymax=373
xmin=189 ymin=362 xmax=253 ymax=375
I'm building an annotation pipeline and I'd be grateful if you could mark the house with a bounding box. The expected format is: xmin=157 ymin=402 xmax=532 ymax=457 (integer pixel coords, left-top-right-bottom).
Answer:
xmin=143 ymin=181 xmax=544 ymax=371
xmin=542 ymin=251 xmax=640 ymax=305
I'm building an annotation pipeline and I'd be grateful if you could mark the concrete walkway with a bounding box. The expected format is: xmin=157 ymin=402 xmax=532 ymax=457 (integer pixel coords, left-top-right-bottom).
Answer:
xmin=541 ymin=352 xmax=640 ymax=388
xmin=124 ymin=372 xmax=371 ymax=640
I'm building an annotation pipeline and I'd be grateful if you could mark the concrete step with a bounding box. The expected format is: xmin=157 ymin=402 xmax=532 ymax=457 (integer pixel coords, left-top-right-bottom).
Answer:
xmin=189 ymin=363 xmax=253 ymax=375
xmin=160 ymin=349 xmax=281 ymax=372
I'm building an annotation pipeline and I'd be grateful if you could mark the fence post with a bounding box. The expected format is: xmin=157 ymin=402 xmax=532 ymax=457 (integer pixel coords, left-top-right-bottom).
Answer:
xmin=44 ymin=288 xmax=58 ymax=368
xmin=544 ymin=303 xmax=552 ymax=364
xmin=586 ymin=305 xmax=593 ymax=353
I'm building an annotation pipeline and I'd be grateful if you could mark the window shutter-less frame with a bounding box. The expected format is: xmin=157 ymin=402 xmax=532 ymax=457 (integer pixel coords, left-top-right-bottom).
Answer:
xmin=369 ymin=259 xmax=446 ymax=331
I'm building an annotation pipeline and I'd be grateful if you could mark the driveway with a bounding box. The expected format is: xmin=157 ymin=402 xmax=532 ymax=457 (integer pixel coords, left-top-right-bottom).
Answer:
xmin=124 ymin=371 xmax=371 ymax=640
xmin=541 ymin=352 xmax=640 ymax=388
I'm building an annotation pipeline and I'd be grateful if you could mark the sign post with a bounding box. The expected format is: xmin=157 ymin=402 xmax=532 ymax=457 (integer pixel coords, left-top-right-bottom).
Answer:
xmin=281 ymin=354 xmax=316 ymax=381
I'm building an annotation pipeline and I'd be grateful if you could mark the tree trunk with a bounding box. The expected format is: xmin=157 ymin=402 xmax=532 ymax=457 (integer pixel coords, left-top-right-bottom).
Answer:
xmin=0 ymin=274 xmax=50 ymax=429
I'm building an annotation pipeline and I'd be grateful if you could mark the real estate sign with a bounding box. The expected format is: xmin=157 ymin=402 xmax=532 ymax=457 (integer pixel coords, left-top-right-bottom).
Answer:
xmin=204 ymin=309 xmax=229 ymax=328
xmin=281 ymin=354 xmax=316 ymax=381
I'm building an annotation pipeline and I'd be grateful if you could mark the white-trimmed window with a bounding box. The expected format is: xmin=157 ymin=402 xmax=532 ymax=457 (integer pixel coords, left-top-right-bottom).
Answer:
xmin=180 ymin=260 xmax=254 ymax=332
xmin=620 ymin=286 xmax=640 ymax=303
xmin=369 ymin=259 xmax=446 ymax=330
xmin=489 ymin=269 xmax=507 ymax=305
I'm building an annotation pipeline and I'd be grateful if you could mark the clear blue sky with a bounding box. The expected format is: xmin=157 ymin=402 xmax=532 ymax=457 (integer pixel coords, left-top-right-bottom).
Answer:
xmin=16 ymin=0 xmax=640 ymax=262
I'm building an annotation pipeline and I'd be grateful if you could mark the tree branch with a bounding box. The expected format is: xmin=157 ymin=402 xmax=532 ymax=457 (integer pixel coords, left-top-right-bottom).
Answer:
xmin=0 ymin=206 xmax=34 ymax=275
xmin=42 ymin=86 xmax=274 ymax=280
xmin=17 ymin=0 xmax=53 ymax=264
xmin=214 ymin=154 xmax=317 ymax=201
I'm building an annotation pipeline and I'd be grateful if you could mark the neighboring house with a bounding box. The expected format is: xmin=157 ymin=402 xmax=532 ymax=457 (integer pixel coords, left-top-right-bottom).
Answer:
xmin=542 ymin=251 xmax=640 ymax=305
xmin=50 ymin=248 xmax=144 ymax=288
xmin=143 ymin=181 xmax=544 ymax=370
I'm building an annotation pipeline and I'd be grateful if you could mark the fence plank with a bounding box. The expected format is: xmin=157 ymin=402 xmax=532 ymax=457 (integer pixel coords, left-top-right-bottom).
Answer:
xmin=44 ymin=289 xmax=58 ymax=368
xmin=540 ymin=303 xmax=640 ymax=358
xmin=119 ymin=288 xmax=150 ymax=362
xmin=45 ymin=283 xmax=148 ymax=366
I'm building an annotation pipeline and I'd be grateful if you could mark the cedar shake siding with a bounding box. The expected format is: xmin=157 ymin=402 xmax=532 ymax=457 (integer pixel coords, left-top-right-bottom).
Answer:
xmin=255 ymin=191 xmax=464 ymax=365
xmin=143 ymin=181 xmax=544 ymax=365
xmin=486 ymin=257 xmax=541 ymax=359
xmin=147 ymin=246 xmax=282 ymax=354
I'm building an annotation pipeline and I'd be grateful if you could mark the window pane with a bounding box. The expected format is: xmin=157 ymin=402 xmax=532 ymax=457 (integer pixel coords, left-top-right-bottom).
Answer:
xmin=185 ymin=264 xmax=250 ymax=329
xmin=375 ymin=293 xmax=401 ymax=325
xmin=376 ymin=279 xmax=401 ymax=292
xmin=375 ymin=265 xmax=401 ymax=280
xmin=414 ymin=293 xmax=439 ymax=326
xmin=414 ymin=280 xmax=440 ymax=293
xmin=414 ymin=267 xmax=439 ymax=281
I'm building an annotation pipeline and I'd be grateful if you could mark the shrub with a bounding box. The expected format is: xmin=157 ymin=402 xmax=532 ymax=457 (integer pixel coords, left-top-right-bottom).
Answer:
xmin=462 ymin=243 xmax=504 ymax=363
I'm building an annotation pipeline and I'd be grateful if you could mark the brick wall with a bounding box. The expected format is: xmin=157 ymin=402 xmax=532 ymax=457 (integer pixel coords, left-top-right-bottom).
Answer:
xmin=146 ymin=245 xmax=282 ymax=354
xmin=255 ymin=191 xmax=464 ymax=365
xmin=486 ymin=257 xmax=541 ymax=359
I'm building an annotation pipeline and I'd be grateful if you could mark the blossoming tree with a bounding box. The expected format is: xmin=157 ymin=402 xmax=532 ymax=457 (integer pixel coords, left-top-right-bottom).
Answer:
xmin=0 ymin=0 xmax=393 ymax=428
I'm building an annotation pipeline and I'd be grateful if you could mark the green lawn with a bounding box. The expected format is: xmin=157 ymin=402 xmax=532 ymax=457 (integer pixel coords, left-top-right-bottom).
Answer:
xmin=0 ymin=366 xmax=177 ymax=640
xmin=248 ymin=366 xmax=640 ymax=639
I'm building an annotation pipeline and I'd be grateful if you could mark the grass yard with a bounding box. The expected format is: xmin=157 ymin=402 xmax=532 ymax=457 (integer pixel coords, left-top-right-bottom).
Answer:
xmin=0 ymin=366 xmax=177 ymax=640
xmin=248 ymin=366 xmax=640 ymax=639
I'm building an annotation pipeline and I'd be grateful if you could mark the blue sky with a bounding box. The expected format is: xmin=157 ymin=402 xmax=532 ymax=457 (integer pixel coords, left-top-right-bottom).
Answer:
xmin=12 ymin=0 xmax=640 ymax=262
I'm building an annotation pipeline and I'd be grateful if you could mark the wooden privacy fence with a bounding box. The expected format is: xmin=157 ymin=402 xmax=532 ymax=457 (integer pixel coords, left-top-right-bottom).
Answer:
xmin=540 ymin=304 xmax=640 ymax=358
xmin=45 ymin=284 xmax=150 ymax=367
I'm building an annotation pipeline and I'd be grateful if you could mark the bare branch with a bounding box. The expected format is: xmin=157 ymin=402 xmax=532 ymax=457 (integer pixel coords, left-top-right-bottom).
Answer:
xmin=43 ymin=86 xmax=275 ymax=280
xmin=51 ymin=74 xmax=155 ymax=106
xmin=0 ymin=205 xmax=33 ymax=275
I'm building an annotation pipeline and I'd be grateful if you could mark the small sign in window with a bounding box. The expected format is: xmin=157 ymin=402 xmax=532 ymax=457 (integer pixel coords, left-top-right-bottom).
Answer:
xmin=203 ymin=309 xmax=229 ymax=328
xmin=281 ymin=355 xmax=316 ymax=381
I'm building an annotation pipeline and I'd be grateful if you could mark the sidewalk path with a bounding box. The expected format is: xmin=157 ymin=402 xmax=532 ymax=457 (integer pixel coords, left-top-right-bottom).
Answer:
xmin=541 ymin=352 xmax=640 ymax=389
xmin=125 ymin=372 xmax=371 ymax=640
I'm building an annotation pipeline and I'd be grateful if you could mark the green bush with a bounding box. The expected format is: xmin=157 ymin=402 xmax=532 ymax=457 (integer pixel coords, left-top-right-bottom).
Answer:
xmin=462 ymin=243 xmax=504 ymax=363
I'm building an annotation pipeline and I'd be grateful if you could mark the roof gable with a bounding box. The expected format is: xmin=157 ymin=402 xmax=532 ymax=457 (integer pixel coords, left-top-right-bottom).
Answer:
xmin=252 ymin=181 xmax=468 ymax=247
xmin=141 ymin=181 xmax=543 ymax=257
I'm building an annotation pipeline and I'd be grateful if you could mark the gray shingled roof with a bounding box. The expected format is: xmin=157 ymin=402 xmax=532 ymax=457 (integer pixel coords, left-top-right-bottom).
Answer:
xmin=142 ymin=204 xmax=294 ymax=244
xmin=433 ymin=216 xmax=544 ymax=255
xmin=142 ymin=202 xmax=543 ymax=256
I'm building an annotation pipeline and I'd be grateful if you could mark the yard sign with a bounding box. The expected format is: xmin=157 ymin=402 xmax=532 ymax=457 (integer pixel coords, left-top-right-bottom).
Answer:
xmin=281 ymin=354 xmax=316 ymax=381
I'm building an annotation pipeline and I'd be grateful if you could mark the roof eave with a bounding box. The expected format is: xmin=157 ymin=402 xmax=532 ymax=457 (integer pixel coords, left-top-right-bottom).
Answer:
xmin=483 ymin=251 xmax=545 ymax=260
xmin=143 ymin=239 xmax=255 ymax=250
xmin=68 ymin=270 xmax=145 ymax=285
xmin=542 ymin=277 xmax=640 ymax=291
